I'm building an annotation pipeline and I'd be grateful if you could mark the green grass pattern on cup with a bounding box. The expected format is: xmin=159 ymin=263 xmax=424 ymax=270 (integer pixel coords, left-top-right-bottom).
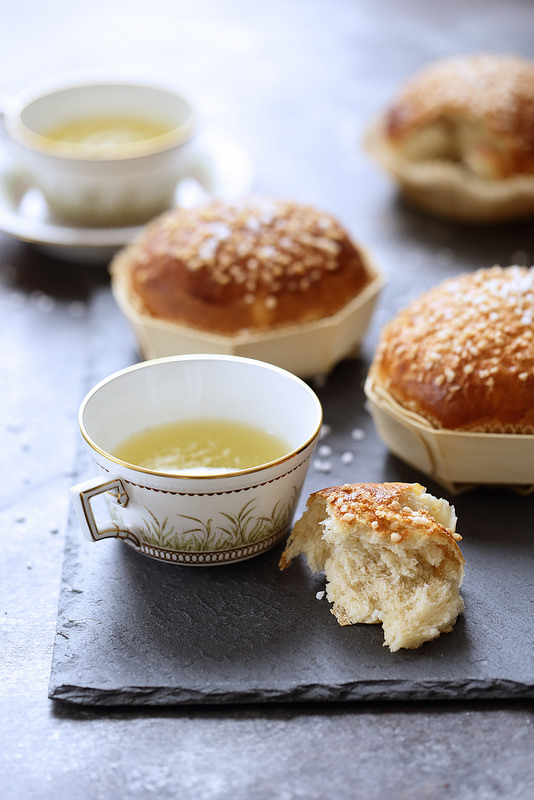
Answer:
xmin=135 ymin=487 xmax=298 ymax=552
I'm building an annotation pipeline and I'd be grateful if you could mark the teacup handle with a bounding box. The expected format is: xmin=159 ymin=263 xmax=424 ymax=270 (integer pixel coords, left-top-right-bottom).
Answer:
xmin=0 ymin=92 xmax=11 ymax=121
xmin=0 ymin=94 xmax=13 ymax=140
xmin=171 ymin=146 xmax=218 ymax=207
xmin=69 ymin=476 xmax=137 ymax=544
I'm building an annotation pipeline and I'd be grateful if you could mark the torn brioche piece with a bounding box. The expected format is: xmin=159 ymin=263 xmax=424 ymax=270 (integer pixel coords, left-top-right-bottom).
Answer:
xmin=280 ymin=482 xmax=465 ymax=652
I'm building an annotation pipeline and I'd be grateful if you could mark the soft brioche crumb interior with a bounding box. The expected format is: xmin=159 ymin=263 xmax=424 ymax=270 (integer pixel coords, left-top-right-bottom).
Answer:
xmin=280 ymin=483 xmax=464 ymax=652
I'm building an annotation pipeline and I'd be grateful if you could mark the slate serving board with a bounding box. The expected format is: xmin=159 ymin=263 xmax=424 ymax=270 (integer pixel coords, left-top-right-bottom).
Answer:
xmin=49 ymin=360 xmax=534 ymax=706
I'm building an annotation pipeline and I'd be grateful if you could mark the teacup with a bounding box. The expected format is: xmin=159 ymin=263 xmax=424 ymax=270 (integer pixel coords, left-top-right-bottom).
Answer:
xmin=1 ymin=73 xmax=198 ymax=227
xmin=70 ymin=355 xmax=323 ymax=565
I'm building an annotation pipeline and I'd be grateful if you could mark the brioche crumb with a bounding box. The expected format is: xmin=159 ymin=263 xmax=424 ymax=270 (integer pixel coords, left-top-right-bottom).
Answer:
xmin=280 ymin=482 xmax=465 ymax=652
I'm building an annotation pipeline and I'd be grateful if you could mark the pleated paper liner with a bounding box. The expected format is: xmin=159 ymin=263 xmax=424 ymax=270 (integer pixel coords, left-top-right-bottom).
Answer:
xmin=364 ymin=118 xmax=534 ymax=223
xmin=111 ymin=253 xmax=384 ymax=380
xmin=364 ymin=376 xmax=534 ymax=494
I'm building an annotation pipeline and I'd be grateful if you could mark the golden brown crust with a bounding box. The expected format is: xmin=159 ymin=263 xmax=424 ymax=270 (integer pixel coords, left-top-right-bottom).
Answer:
xmin=110 ymin=196 xmax=371 ymax=335
xmin=312 ymin=482 xmax=461 ymax=545
xmin=279 ymin=481 xmax=464 ymax=573
xmin=369 ymin=265 xmax=534 ymax=433
xmin=385 ymin=54 xmax=534 ymax=179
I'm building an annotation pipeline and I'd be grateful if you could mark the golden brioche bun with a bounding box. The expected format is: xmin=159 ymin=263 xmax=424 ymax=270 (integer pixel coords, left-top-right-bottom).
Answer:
xmin=369 ymin=265 xmax=534 ymax=433
xmin=365 ymin=54 xmax=534 ymax=221
xmin=110 ymin=196 xmax=372 ymax=335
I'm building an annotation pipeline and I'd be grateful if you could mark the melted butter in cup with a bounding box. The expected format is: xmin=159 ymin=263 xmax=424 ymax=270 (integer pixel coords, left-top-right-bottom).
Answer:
xmin=113 ymin=417 xmax=291 ymax=475
xmin=42 ymin=114 xmax=177 ymax=155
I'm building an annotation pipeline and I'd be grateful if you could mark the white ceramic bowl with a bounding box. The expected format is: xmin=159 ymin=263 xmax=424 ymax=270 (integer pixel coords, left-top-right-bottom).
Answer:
xmin=70 ymin=355 xmax=323 ymax=565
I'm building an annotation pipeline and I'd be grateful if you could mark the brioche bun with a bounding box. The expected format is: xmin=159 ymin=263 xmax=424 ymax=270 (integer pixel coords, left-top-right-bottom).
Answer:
xmin=365 ymin=54 xmax=534 ymax=221
xmin=368 ymin=265 xmax=534 ymax=433
xmin=110 ymin=196 xmax=372 ymax=335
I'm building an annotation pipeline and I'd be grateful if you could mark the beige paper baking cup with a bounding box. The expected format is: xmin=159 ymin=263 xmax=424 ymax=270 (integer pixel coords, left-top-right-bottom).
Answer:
xmin=111 ymin=255 xmax=384 ymax=379
xmin=364 ymin=118 xmax=534 ymax=223
xmin=364 ymin=376 xmax=534 ymax=494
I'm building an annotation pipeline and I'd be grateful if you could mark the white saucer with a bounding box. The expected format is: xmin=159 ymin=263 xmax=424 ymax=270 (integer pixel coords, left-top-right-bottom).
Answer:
xmin=0 ymin=131 xmax=255 ymax=264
